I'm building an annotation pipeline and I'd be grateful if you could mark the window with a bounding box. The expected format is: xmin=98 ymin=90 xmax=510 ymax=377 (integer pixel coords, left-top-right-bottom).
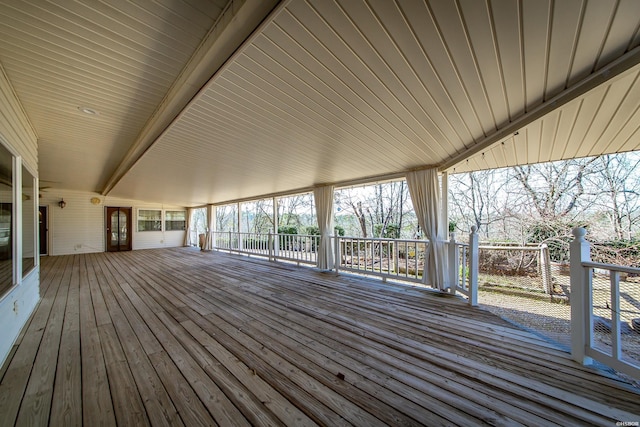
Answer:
xmin=137 ymin=209 xmax=161 ymax=231
xmin=0 ymin=143 xmax=13 ymax=296
xmin=22 ymin=165 xmax=36 ymax=277
xmin=165 ymin=210 xmax=186 ymax=231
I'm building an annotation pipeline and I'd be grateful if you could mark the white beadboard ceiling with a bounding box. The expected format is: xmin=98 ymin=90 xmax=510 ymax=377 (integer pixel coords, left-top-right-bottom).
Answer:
xmin=1 ymin=0 xmax=639 ymax=207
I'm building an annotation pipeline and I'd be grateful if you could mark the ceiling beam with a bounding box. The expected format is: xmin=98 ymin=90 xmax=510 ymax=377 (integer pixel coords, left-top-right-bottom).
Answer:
xmin=101 ymin=0 xmax=281 ymax=196
xmin=439 ymin=46 xmax=640 ymax=172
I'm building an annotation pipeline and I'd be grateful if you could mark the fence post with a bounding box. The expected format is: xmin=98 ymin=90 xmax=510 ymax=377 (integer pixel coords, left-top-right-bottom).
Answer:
xmin=334 ymin=229 xmax=340 ymax=275
xmin=228 ymin=230 xmax=233 ymax=250
xmin=570 ymin=227 xmax=593 ymax=366
xmin=268 ymin=232 xmax=273 ymax=262
xmin=448 ymin=233 xmax=458 ymax=294
xmin=468 ymin=226 xmax=479 ymax=306
xmin=540 ymin=243 xmax=553 ymax=294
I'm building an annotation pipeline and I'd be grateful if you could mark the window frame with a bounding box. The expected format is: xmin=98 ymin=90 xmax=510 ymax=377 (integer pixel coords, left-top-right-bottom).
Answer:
xmin=165 ymin=210 xmax=186 ymax=231
xmin=21 ymin=163 xmax=37 ymax=278
xmin=137 ymin=209 xmax=162 ymax=232
xmin=0 ymin=142 xmax=15 ymax=297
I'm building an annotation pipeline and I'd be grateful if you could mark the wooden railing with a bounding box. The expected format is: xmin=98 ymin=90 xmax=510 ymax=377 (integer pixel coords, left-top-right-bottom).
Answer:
xmin=212 ymin=231 xmax=319 ymax=265
xmin=210 ymin=229 xmax=480 ymax=306
xmin=333 ymin=236 xmax=428 ymax=284
xmin=570 ymin=227 xmax=640 ymax=380
xmin=448 ymin=227 xmax=478 ymax=306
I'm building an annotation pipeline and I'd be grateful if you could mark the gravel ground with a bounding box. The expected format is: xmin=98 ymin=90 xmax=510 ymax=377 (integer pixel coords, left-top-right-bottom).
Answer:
xmin=477 ymin=277 xmax=640 ymax=388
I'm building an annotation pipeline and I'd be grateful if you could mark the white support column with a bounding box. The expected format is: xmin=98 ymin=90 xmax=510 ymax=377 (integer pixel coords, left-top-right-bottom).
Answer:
xmin=273 ymin=197 xmax=279 ymax=258
xmin=570 ymin=227 xmax=593 ymax=365
xmin=441 ymin=171 xmax=450 ymax=290
xmin=448 ymin=232 xmax=458 ymax=293
xmin=237 ymin=202 xmax=242 ymax=250
xmin=334 ymin=227 xmax=340 ymax=275
xmin=468 ymin=226 xmax=479 ymax=306
xmin=211 ymin=205 xmax=217 ymax=248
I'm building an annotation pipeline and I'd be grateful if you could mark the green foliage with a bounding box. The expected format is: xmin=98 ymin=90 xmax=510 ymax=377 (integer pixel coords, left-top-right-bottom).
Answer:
xmin=305 ymin=226 xmax=319 ymax=235
xmin=374 ymin=223 xmax=400 ymax=238
xmin=449 ymin=220 xmax=456 ymax=233
xmin=277 ymin=225 xmax=298 ymax=235
xmin=304 ymin=225 xmax=344 ymax=236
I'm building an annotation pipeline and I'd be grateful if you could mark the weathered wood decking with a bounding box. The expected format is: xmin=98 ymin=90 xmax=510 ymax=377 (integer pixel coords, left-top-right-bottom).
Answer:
xmin=0 ymin=248 xmax=638 ymax=426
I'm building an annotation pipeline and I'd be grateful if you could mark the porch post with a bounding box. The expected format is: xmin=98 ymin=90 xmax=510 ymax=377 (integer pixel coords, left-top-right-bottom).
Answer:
xmin=211 ymin=205 xmax=217 ymax=248
xmin=570 ymin=227 xmax=593 ymax=365
xmin=441 ymin=171 xmax=450 ymax=290
xmin=273 ymin=197 xmax=279 ymax=258
xmin=237 ymin=202 xmax=242 ymax=250
xmin=468 ymin=226 xmax=479 ymax=306
xmin=448 ymin=232 xmax=458 ymax=293
xmin=334 ymin=227 xmax=340 ymax=275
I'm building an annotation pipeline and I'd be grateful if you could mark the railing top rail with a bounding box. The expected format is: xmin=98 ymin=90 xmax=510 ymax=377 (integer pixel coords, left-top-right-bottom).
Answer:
xmin=274 ymin=233 xmax=319 ymax=238
xmin=478 ymin=245 xmax=543 ymax=251
xmin=581 ymin=261 xmax=640 ymax=275
xmin=339 ymin=237 xmax=429 ymax=243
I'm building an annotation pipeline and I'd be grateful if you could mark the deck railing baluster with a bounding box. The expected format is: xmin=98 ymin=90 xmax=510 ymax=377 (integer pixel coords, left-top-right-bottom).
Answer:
xmin=570 ymin=227 xmax=639 ymax=380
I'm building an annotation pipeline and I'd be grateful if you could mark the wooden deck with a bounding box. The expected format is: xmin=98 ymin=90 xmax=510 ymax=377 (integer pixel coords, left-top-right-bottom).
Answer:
xmin=0 ymin=248 xmax=639 ymax=426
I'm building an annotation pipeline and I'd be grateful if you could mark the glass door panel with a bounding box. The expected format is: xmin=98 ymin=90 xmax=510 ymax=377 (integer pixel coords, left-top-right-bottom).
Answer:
xmin=106 ymin=207 xmax=132 ymax=251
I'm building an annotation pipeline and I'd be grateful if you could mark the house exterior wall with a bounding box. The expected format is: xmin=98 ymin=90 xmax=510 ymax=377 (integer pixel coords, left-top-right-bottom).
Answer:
xmin=38 ymin=190 xmax=186 ymax=255
xmin=0 ymin=65 xmax=39 ymax=367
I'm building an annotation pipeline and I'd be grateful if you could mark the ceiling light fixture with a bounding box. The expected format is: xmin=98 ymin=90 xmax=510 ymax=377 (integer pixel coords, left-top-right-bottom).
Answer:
xmin=78 ymin=106 xmax=99 ymax=116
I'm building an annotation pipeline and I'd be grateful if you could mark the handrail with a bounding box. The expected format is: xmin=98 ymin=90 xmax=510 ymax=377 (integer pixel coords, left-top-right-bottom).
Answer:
xmin=335 ymin=235 xmax=428 ymax=284
xmin=581 ymin=261 xmax=640 ymax=276
xmin=570 ymin=227 xmax=639 ymax=381
xmin=210 ymin=230 xmax=480 ymax=305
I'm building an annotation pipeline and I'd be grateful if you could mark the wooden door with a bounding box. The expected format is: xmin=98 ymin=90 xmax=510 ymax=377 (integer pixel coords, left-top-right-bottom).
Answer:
xmin=106 ymin=207 xmax=132 ymax=252
xmin=39 ymin=206 xmax=47 ymax=255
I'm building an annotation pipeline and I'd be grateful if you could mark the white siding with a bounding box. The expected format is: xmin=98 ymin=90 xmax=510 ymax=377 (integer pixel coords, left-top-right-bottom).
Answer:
xmin=39 ymin=190 xmax=186 ymax=255
xmin=0 ymin=64 xmax=39 ymax=367
xmin=0 ymin=65 xmax=37 ymax=171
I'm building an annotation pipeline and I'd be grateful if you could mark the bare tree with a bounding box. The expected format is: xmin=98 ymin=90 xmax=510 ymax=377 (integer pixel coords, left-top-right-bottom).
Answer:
xmin=512 ymin=158 xmax=597 ymax=221
xmin=449 ymin=169 xmax=510 ymax=239
xmin=277 ymin=193 xmax=316 ymax=231
xmin=335 ymin=181 xmax=412 ymax=238
xmin=585 ymin=153 xmax=640 ymax=240
xmin=216 ymin=204 xmax=237 ymax=231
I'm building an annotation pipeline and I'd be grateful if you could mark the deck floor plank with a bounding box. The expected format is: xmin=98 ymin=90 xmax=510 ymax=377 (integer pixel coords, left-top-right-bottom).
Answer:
xmin=0 ymin=255 xmax=67 ymax=426
xmin=0 ymin=248 xmax=639 ymax=427
xmin=99 ymin=252 xmax=254 ymax=427
xmin=176 ymin=259 xmax=597 ymax=425
xmin=78 ymin=254 xmax=117 ymax=427
xmin=15 ymin=255 xmax=73 ymax=426
xmin=50 ymin=255 xmax=82 ymax=426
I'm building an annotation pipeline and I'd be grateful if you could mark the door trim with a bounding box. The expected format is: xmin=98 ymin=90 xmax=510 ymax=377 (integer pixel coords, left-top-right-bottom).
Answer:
xmin=105 ymin=206 xmax=133 ymax=252
xmin=39 ymin=205 xmax=48 ymax=256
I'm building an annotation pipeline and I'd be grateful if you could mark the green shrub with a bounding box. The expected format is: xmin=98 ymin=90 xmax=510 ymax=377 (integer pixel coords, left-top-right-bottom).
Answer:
xmin=278 ymin=225 xmax=298 ymax=235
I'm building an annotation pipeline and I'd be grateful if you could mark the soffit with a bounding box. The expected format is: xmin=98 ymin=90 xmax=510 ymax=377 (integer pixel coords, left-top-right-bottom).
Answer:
xmin=111 ymin=0 xmax=640 ymax=206
xmin=0 ymin=0 xmax=229 ymax=191
xmin=449 ymin=63 xmax=640 ymax=174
